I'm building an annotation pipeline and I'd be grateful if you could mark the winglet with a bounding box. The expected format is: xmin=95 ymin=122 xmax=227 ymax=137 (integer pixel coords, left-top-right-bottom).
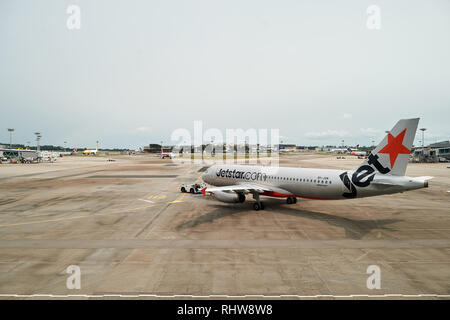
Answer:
xmin=201 ymin=187 xmax=207 ymax=196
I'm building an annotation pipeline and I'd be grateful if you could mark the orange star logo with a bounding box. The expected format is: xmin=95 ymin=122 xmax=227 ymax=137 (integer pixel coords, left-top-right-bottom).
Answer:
xmin=378 ymin=129 xmax=410 ymax=168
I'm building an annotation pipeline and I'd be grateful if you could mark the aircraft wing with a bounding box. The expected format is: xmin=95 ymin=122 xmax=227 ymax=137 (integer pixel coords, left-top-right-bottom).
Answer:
xmin=201 ymin=183 xmax=293 ymax=196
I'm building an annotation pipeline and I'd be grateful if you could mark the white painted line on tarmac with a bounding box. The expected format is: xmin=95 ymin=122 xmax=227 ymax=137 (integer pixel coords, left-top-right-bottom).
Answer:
xmin=0 ymin=293 xmax=449 ymax=299
xmin=138 ymin=199 xmax=155 ymax=204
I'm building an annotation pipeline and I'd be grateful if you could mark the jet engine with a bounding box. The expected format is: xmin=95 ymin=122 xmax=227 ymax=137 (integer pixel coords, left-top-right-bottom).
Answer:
xmin=213 ymin=191 xmax=245 ymax=203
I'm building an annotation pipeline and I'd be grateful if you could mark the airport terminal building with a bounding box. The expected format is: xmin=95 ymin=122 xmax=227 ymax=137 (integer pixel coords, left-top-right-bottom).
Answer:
xmin=412 ymin=140 xmax=450 ymax=162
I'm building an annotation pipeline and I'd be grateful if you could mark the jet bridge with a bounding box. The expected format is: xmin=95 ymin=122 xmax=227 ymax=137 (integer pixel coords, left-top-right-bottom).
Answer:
xmin=0 ymin=148 xmax=39 ymax=163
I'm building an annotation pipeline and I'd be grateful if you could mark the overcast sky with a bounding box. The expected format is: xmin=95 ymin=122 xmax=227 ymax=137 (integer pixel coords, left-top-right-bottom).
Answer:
xmin=1 ymin=0 xmax=449 ymax=149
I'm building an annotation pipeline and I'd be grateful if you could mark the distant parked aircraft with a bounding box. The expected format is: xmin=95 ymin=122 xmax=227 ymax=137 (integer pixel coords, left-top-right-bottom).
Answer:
xmin=83 ymin=142 xmax=98 ymax=155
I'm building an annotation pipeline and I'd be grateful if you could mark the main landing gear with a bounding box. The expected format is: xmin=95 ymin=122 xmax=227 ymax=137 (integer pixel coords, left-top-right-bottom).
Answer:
xmin=286 ymin=197 xmax=297 ymax=204
xmin=253 ymin=202 xmax=265 ymax=211
xmin=252 ymin=192 xmax=265 ymax=211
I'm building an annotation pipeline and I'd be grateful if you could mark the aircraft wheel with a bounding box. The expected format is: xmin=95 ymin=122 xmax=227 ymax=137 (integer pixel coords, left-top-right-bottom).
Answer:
xmin=293 ymin=197 xmax=297 ymax=204
xmin=181 ymin=187 xmax=186 ymax=193
xmin=190 ymin=188 xmax=195 ymax=194
xmin=286 ymin=197 xmax=293 ymax=204
xmin=260 ymin=202 xmax=265 ymax=210
xmin=253 ymin=203 xmax=261 ymax=211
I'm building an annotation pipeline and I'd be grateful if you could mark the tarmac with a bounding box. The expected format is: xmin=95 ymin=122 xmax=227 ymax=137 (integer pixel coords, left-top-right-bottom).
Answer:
xmin=0 ymin=153 xmax=449 ymax=299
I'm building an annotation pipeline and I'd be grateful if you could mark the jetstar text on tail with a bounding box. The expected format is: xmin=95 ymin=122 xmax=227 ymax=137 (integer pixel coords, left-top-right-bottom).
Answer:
xmin=339 ymin=153 xmax=391 ymax=198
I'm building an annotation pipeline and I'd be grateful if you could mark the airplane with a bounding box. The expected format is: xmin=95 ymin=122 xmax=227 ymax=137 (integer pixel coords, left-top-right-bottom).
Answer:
xmin=351 ymin=150 xmax=367 ymax=156
xmin=330 ymin=148 xmax=348 ymax=154
xmin=161 ymin=151 xmax=177 ymax=159
xmin=279 ymin=148 xmax=296 ymax=153
xmin=160 ymin=143 xmax=178 ymax=159
xmin=201 ymin=118 xmax=432 ymax=210
xmin=345 ymin=145 xmax=367 ymax=156
xmin=347 ymin=147 xmax=367 ymax=157
xmin=82 ymin=145 xmax=98 ymax=155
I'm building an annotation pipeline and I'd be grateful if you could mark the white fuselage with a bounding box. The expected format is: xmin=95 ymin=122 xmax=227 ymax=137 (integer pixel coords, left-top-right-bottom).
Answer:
xmin=202 ymin=164 xmax=426 ymax=200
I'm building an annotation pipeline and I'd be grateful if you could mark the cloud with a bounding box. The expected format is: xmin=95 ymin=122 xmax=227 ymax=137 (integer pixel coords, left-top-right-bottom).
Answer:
xmin=360 ymin=128 xmax=382 ymax=136
xmin=305 ymin=130 xmax=351 ymax=139
xmin=342 ymin=113 xmax=352 ymax=119
xmin=135 ymin=126 xmax=152 ymax=133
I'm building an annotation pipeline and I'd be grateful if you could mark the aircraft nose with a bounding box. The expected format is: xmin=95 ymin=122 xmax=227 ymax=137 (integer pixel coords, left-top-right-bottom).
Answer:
xmin=202 ymin=171 xmax=210 ymax=184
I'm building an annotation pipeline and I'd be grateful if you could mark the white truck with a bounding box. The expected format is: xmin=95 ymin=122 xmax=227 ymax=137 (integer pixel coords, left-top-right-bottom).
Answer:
xmin=180 ymin=183 xmax=205 ymax=194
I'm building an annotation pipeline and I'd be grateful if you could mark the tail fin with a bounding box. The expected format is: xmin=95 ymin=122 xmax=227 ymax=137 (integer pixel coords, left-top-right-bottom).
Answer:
xmin=359 ymin=118 xmax=419 ymax=176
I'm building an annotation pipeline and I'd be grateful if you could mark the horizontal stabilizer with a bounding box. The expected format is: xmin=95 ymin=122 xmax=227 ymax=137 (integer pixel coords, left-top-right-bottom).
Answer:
xmin=371 ymin=180 xmax=397 ymax=186
xmin=413 ymin=176 xmax=434 ymax=181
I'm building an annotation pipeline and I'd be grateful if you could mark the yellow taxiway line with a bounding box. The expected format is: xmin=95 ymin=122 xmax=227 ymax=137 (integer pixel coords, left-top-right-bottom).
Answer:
xmin=168 ymin=171 xmax=205 ymax=204
xmin=168 ymin=192 xmax=187 ymax=204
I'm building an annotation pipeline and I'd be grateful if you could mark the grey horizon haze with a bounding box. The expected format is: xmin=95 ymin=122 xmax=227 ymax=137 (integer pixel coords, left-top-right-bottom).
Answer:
xmin=1 ymin=0 xmax=449 ymax=149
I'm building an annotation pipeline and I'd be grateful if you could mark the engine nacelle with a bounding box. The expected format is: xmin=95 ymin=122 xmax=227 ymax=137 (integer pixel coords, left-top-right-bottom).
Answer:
xmin=213 ymin=191 xmax=245 ymax=203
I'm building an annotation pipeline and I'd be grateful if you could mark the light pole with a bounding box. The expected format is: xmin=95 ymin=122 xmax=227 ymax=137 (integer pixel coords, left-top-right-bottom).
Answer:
xmin=420 ymin=128 xmax=426 ymax=148
xmin=7 ymin=128 xmax=14 ymax=148
xmin=420 ymin=128 xmax=427 ymax=160
xmin=34 ymin=132 xmax=41 ymax=153
xmin=64 ymin=141 xmax=67 ymax=152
